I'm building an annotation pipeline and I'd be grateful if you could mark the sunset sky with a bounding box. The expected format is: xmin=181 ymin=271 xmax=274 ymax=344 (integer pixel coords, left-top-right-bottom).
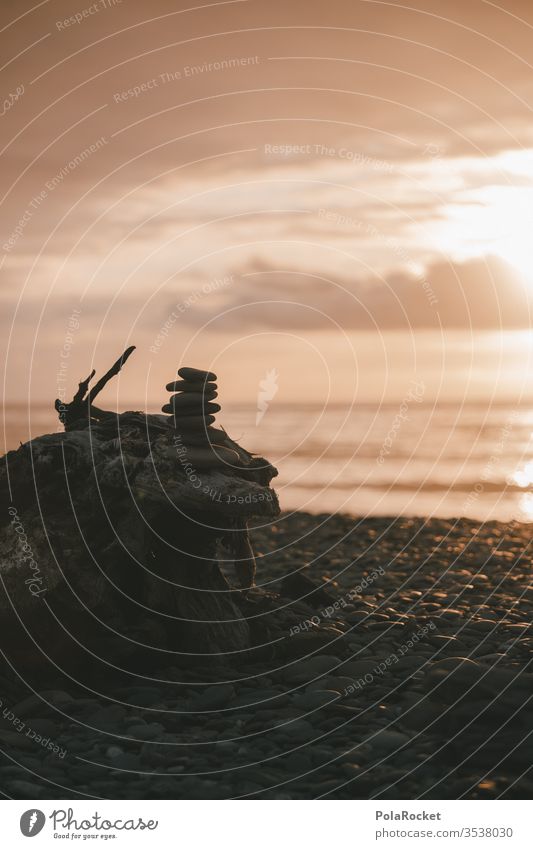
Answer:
xmin=2 ymin=0 xmax=533 ymax=411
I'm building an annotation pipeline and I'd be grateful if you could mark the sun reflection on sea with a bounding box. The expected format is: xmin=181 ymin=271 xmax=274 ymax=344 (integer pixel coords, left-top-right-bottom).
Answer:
xmin=517 ymin=492 xmax=533 ymax=522
xmin=510 ymin=461 xmax=533 ymax=488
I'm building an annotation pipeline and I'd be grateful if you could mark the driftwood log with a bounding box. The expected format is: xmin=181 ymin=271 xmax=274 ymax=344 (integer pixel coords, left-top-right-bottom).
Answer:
xmin=0 ymin=349 xmax=281 ymax=681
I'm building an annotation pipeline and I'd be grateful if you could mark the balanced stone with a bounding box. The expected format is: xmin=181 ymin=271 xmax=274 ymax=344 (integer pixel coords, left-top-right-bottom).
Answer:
xmin=163 ymin=401 xmax=220 ymax=416
xmin=168 ymin=393 xmax=219 ymax=410
xmin=163 ymin=366 xmax=222 ymax=436
xmin=166 ymin=380 xmax=217 ymax=394
xmin=189 ymin=402 xmax=220 ymax=415
xmin=178 ymin=367 xmax=217 ymax=382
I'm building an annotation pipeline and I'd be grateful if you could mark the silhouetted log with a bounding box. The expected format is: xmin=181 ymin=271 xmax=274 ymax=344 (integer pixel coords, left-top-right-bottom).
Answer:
xmin=0 ymin=409 xmax=279 ymax=678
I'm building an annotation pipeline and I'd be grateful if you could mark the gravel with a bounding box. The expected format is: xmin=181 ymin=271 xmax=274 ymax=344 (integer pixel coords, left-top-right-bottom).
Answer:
xmin=1 ymin=512 xmax=532 ymax=799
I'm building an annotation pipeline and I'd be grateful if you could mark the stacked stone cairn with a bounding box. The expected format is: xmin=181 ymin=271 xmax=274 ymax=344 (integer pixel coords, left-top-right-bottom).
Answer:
xmin=162 ymin=366 xmax=239 ymax=468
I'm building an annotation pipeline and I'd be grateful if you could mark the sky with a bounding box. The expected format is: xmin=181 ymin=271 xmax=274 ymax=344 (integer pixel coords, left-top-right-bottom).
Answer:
xmin=2 ymin=0 xmax=533 ymax=410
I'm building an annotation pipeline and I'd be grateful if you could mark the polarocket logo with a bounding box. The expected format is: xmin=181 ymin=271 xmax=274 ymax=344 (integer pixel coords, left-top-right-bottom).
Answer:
xmin=20 ymin=809 xmax=46 ymax=836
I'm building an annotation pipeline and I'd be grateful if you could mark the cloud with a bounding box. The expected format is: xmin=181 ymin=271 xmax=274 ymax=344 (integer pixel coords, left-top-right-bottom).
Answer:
xmin=3 ymin=0 xmax=533 ymax=406
xmin=164 ymin=253 xmax=532 ymax=331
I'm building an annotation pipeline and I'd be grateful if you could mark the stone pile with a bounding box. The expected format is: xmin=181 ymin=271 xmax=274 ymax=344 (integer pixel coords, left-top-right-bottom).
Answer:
xmin=162 ymin=366 xmax=238 ymax=467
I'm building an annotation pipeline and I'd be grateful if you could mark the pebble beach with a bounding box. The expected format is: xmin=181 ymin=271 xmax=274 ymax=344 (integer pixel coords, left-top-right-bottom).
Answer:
xmin=1 ymin=511 xmax=532 ymax=800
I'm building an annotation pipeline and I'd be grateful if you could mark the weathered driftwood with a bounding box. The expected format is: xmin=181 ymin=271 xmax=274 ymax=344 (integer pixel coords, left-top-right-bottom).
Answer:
xmin=0 ymin=350 xmax=280 ymax=677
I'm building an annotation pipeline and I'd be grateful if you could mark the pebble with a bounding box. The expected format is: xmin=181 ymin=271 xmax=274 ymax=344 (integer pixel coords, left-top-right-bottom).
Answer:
xmin=128 ymin=723 xmax=166 ymax=741
xmin=106 ymin=745 xmax=124 ymax=759
xmin=463 ymin=619 xmax=497 ymax=633
xmin=283 ymin=655 xmax=343 ymax=683
xmin=12 ymin=691 xmax=72 ymax=717
xmin=124 ymin=688 xmax=163 ymax=706
xmin=193 ymin=684 xmax=236 ymax=710
xmin=272 ymin=719 xmax=314 ymax=741
xmin=370 ymin=730 xmax=411 ymax=754
xmin=111 ymin=753 xmax=141 ymax=771
xmin=24 ymin=718 xmax=59 ymax=738
xmin=9 ymin=780 xmax=44 ymax=798
xmin=92 ymin=705 xmax=127 ymax=725
xmin=342 ymin=660 xmax=380 ymax=677
xmin=284 ymin=752 xmax=312 ymax=772
xmin=3 ymin=513 xmax=532 ymax=801
xmin=293 ymin=690 xmax=340 ymax=710
xmin=232 ymin=689 xmax=287 ymax=707
xmin=168 ymin=394 xmax=220 ymax=412
xmin=0 ymin=730 xmax=35 ymax=750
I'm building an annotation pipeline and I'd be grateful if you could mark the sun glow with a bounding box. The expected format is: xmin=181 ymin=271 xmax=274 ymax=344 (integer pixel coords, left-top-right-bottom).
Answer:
xmin=517 ymin=492 xmax=533 ymax=522
xmin=432 ymin=150 xmax=533 ymax=282
xmin=440 ymin=186 xmax=533 ymax=281
xmin=487 ymin=191 xmax=533 ymax=280
xmin=509 ymin=460 xmax=533 ymax=488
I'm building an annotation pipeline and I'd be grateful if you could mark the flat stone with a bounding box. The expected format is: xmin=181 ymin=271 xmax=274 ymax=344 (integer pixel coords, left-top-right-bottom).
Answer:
xmin=9 ymin=780 xmax=44 ymax=797
xmin=163 ymin=412 xmax=216 ymax=428
xmin=92 ymin=705 xmax=127 ymax=724
xmin=0 ymin=730 xmax=35 ymax=750
xmin=476 ymin=653 xmax=509 ymax=664
xmin=169 ymin=398 xmax=221 ymax=415
xmin=341 ymin=763 xmax=361 ymax=777
xmin=178 ymin=367 xmax=217 ymax=382
xmin=284 ymin=751 xmax=312 ymax=772
xmin=424 ymin=657 xmax=533 ymax=701
xmin=24 ymin=718 xmax=59 ymax=738
xmin=128 ymin=723 xmax=165 ymax=741
xmin=342 ymin=660 xmax=380 ymax=677
xmin=168 ymin=392 xmax=219 ymax=409
xmin=67 ymin=699 xmax=102 ymax=715
xmin=193 ymin=684 xmax=235 ymax=710
xmin=309 ymin=675 xmax=359 ymax=693
xmin=436 ymin=605 xmax=464 ymax=622
xmin=10 ymin=695 xmax=53 ymax=718
xmin=464 ymin=619 xmax=497 ymax=633
xmin=122 ymin=687 xmax=163 ymax=705
xmin=231 ymin=689 xmax=285 ymax=708
xmin=166 ymin=380 xmax=217 ymax=393
xmin=370 ymin=730 xmax=410 ymax=753
xmin=272 ymin=718 xmax=314 ymax=741
xmin=69 ymin=763 xmax=105 ymax=781
xmin=111 ymin=753 xmax=142 ymax=770
xmin=283 ymin=655 xmax=343 ymax=683
xmin=106 ymin=745 xmax=124 ymax=759
xmin=294 ymin=690 xmax=340 ymax=710
xmin=12 ymin=691 xmax=72 ymax=717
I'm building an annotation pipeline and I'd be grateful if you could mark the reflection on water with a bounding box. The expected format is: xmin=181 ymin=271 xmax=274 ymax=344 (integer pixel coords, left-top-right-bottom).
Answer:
xmin=517 ymin=492 xmax=533 ymax=522
xmin=509 ymin=460 xmax=533 ymax=488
